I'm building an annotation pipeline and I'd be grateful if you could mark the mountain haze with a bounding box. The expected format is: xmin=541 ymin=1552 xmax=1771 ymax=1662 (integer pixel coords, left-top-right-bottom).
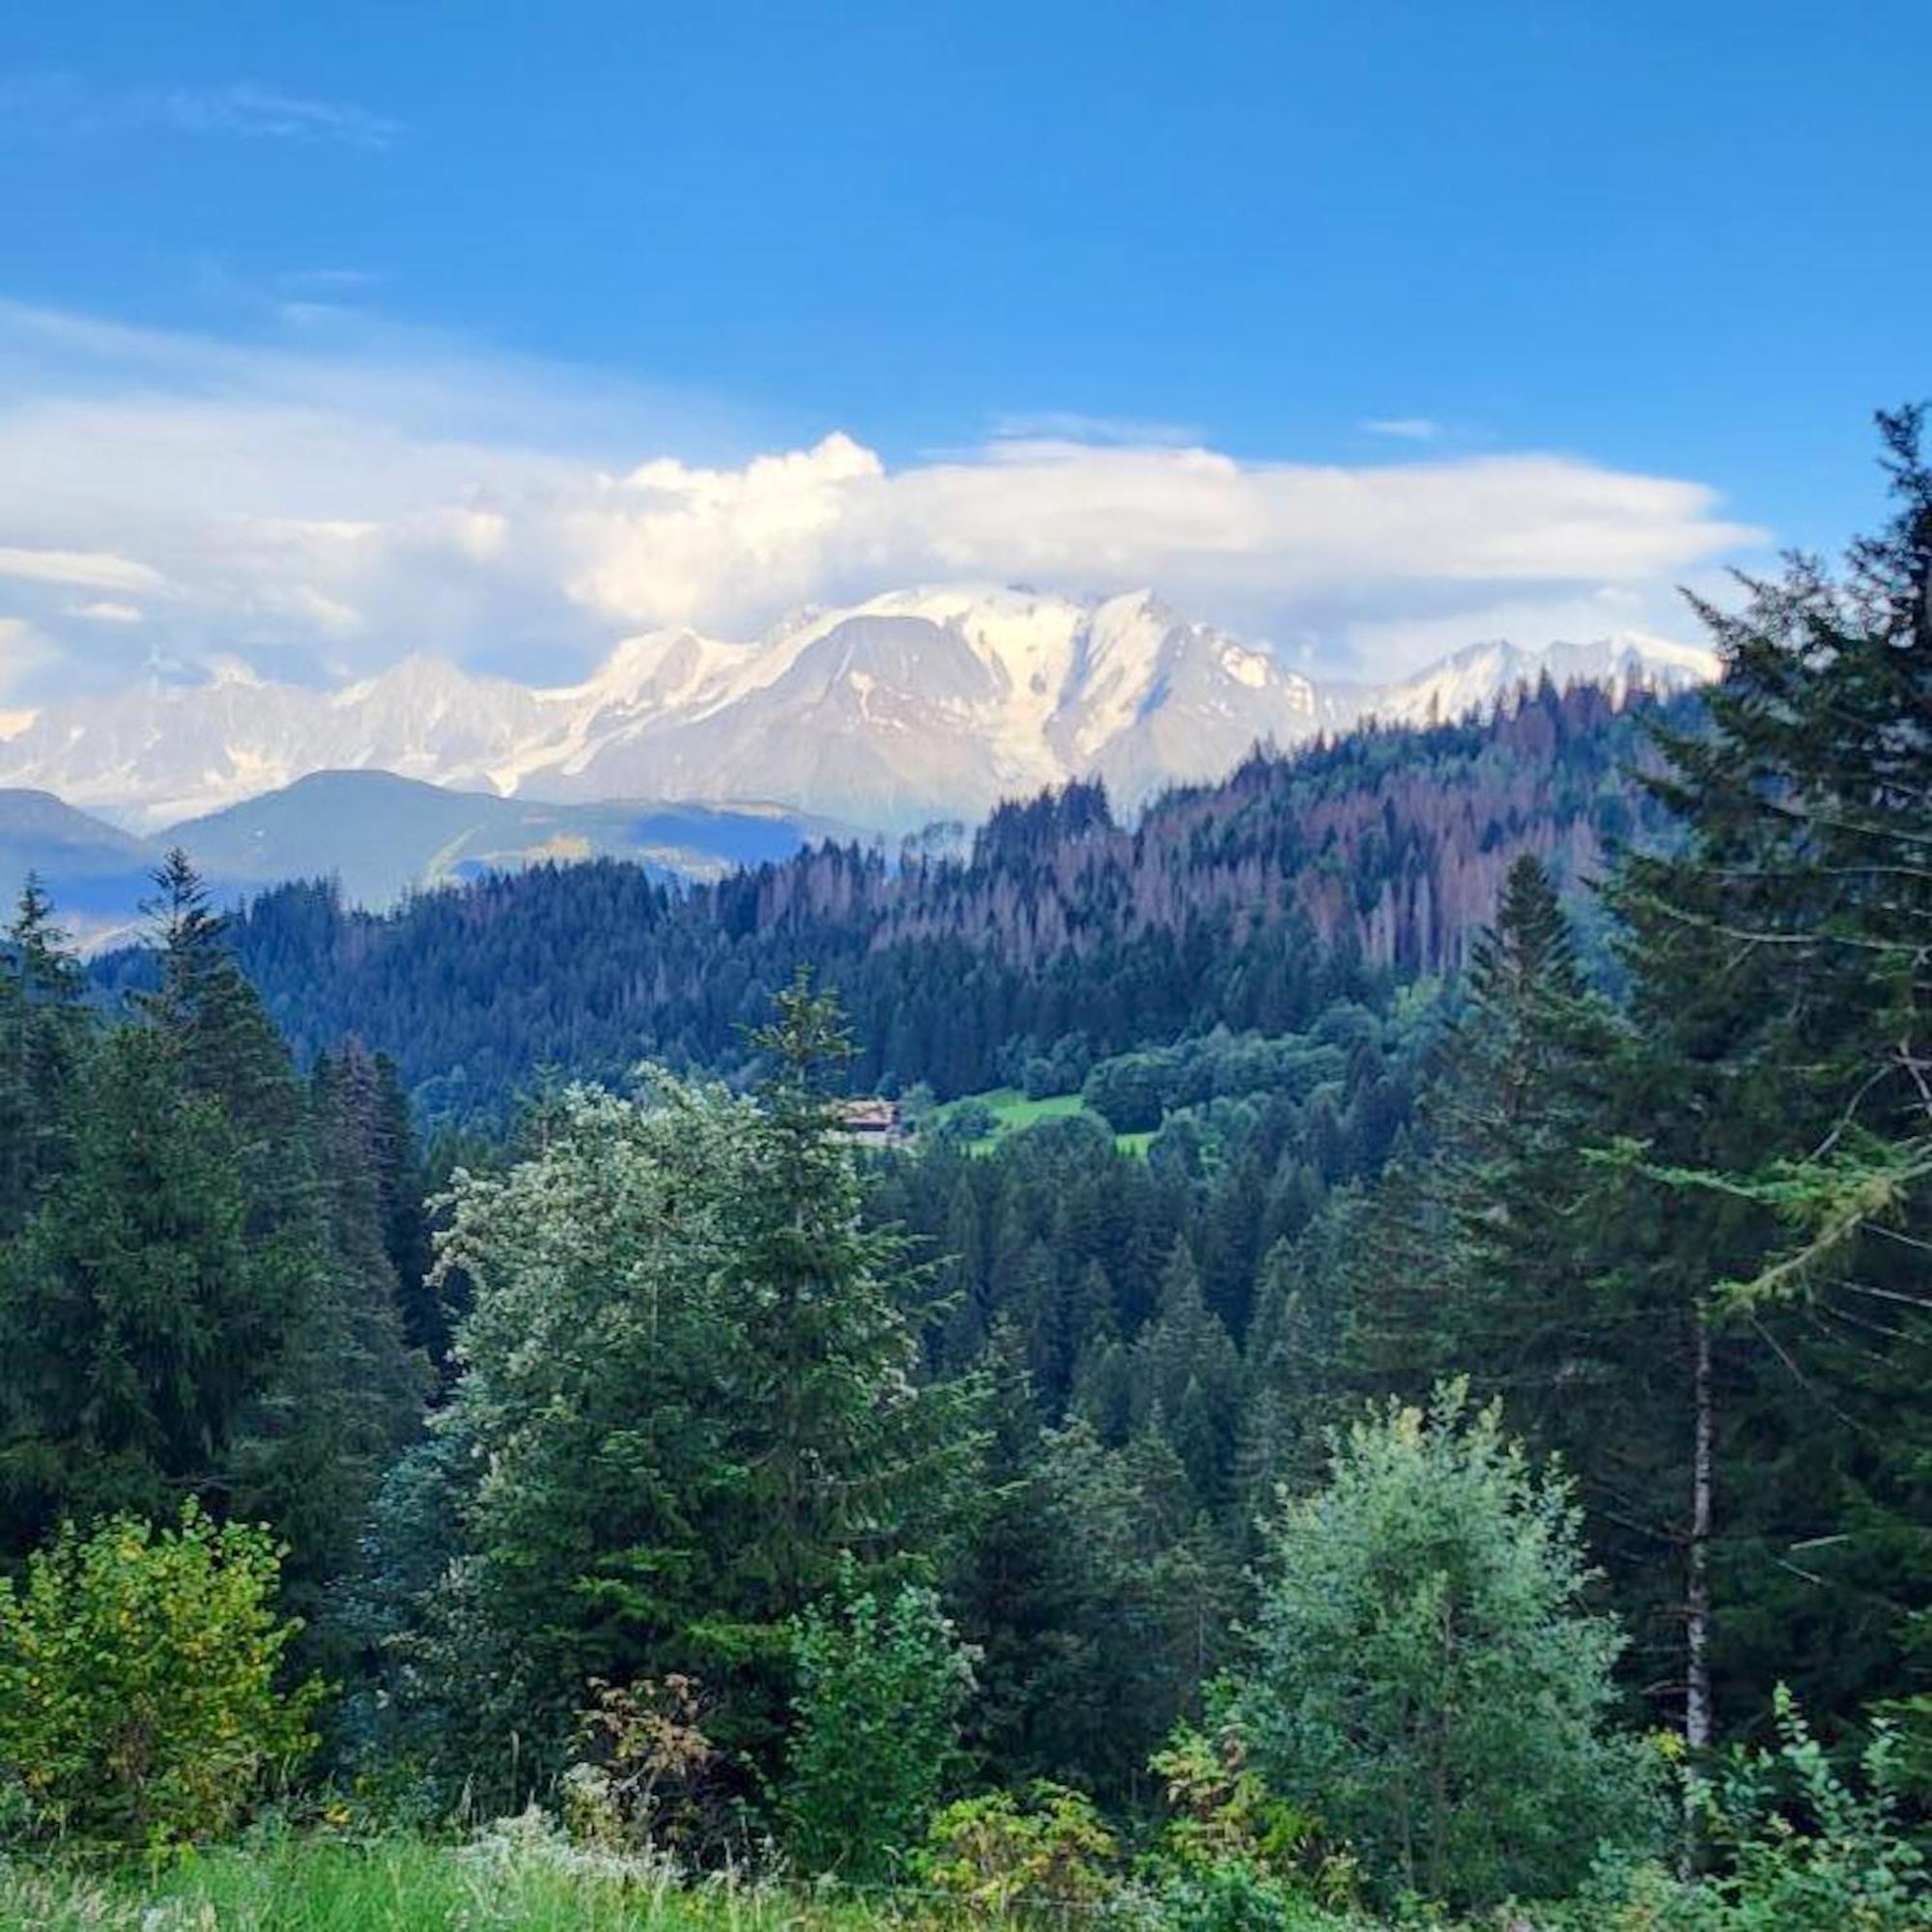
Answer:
xmin=0 ymin=774 xmax=846 ymax=943
xmin=166 ymin=773 xmax=853 ymax=909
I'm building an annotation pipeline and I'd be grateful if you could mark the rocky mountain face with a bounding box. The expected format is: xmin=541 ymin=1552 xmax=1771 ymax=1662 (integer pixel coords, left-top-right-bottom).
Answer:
xmin=0 ymin=586 xmax=1718 ymax=831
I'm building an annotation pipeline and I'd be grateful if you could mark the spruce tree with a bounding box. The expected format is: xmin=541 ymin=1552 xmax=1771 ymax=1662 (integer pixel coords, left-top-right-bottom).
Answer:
xmin=0 ymin=877 xmax=90 ymax=1236
xmin=1593 ymin=409 xmax=1932 ymax=1752
xmin=728 ymin=972 xmax=983 ymax=1631
xmin=0 ymin=1028 xmax=261 ymax=1552
xmin=391 ymin=980 xmax=983 ymax=1795
xmin=283 ymin=1048 xmax=430 ymax=1599
xmin=1428 ymin=855 xmax=1627 ymax=1454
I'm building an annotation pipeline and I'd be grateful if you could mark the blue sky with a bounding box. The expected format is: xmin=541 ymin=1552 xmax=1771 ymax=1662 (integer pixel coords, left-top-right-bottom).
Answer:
xmin=0 ymin=1 xmax=1923 ymax=696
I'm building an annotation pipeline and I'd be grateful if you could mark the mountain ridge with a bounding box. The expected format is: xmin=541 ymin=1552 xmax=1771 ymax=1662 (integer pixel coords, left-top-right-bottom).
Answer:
xmin=0 ymin=586 xmax=1717 ymax=833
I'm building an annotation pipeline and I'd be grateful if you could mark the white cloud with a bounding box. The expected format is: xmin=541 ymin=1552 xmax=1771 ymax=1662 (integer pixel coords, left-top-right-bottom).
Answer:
xmin=0 ymin=547 xmax=166 ymax=591
xmin=0 ymin=301 xmax=1766 ymax=695
xmin=64 ymin=600 xmax=145 ymax=623
xmin=1362 ymin=417 xmax=1446 ymax=441
xmin=984 ymin=411 xmax=1204 ymax=447
xmin=553 ymin=436 xmax=1756 ymax=662
xmin=0 ymin=72 xmax=402 ymax=149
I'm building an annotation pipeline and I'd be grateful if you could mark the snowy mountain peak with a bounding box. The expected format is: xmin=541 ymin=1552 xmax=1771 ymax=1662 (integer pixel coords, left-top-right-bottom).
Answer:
xmin=0 ymin=588 xmax=1720 ymax=833
xmin=1363 ymin=631 xmax=1719 ymax=727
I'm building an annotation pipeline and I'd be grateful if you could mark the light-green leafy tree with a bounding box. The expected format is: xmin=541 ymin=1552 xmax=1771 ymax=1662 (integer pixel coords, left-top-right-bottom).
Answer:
xmin=782 ymin=1560 xmax=976 ymax=1878
xmin=1227 ymin=1381 xmax=1661 ymax=1910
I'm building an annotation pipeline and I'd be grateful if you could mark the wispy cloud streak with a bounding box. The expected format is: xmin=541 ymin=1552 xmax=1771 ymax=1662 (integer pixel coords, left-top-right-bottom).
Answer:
xmin=0 ymin=71 xmax=403 ymax=149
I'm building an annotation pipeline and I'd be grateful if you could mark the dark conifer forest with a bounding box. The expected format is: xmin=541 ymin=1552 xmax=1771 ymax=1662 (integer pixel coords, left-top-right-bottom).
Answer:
xmin=2 ymin=413 xmax=1929 ymax=1926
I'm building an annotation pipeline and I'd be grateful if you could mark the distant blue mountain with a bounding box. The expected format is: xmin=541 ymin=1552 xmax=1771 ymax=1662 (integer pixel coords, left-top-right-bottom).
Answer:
xmin=0 ymin=789 xmax=158 ymax=940
xmin=0 ymin=771 xmax=862 ymax=944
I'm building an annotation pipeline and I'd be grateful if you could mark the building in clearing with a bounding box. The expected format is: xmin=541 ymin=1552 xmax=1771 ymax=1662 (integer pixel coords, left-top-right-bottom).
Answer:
xmin=834 ymin=1096 xmax=908 ymax=1149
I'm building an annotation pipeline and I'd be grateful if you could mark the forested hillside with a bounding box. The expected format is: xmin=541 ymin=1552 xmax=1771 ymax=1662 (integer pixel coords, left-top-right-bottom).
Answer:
xmin=95 ymin=679 xmax=1685 ymax=1123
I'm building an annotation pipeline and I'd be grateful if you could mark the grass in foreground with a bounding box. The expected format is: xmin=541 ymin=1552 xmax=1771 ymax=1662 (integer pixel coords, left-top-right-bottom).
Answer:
xmin=0 ymin=1833 xmax=912 ymax=1932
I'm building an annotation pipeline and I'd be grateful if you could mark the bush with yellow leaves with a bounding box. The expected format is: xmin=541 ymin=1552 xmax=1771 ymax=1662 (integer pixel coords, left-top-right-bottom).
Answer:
xmin=0 ymin=1500 xmax=320 ymax=1845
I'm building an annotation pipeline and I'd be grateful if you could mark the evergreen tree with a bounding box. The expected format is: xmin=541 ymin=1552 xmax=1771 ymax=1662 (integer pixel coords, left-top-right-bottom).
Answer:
xmin=1119 ymin=1241 xmax=1240 ymax=1509
xmin=0 ymin=1028 xmax=264 ymax=1553
xmin=138 ymin=852 xmax=310 ymax=1182
xmin=369 ymin=1049 xmax=442 ymax=1366
xmin=0 ymin=877 xmax=90 ymax=1236
xmin=1422 ymin=858 xmax=1633 ymax=1483
xmin=1030 ymin=1420 xmax=1242 ymax=1804
xmin=727 ymin=973 xmax=984 ymax=1636
xmin=388 ymin=982 xmax=983 ymax=1797
xmin=283 ymin=1049 xmax=431 ymax=1600
xmin=1596 ymin=408 xmax=1932 ymax=1755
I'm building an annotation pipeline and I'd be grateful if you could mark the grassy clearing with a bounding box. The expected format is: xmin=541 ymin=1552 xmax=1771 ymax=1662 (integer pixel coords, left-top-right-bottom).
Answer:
xmin=0 ymin=1833 xmax=912 ymax=1932
xmin=928 ymin=1088 xmax=1146 ymax=1157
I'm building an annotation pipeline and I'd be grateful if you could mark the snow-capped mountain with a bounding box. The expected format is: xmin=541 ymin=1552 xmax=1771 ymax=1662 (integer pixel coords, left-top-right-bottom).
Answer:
xmin=1352 ymin=634 xmax=1722 ymax=729
xmin=0 ymin=589 xmax=1719 ymax=832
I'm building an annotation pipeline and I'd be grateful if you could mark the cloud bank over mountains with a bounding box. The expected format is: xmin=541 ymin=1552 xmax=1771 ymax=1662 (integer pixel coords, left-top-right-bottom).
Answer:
xmin=0 ymin=301 xmax=1762 ymax=707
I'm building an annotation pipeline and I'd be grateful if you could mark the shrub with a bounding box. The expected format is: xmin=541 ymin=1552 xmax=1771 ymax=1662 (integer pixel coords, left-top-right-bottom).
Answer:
xmin=1152 ymin=1858 xmax=1354 ymax=1931
xmin=917 ymin=1781 xmax=1121 ymax=1916
xmin=1224 ymin=1381 xmax=1662 ymax=1910
xmin=934 ymin=1098 xmax=999 ymax=1148
xmin=782 ymin=1568 xmax=975 ymax=1877
xmin=560 ymin=1673 xmax=723 ymax=1858
xmin=1149 ymin=1719 xmax=1357 ymax=1906
xmin=0 ymin=1501 xmax=321 ymax=1844
xmin=1574 ymin=1688 xmax=1931 ymax=1929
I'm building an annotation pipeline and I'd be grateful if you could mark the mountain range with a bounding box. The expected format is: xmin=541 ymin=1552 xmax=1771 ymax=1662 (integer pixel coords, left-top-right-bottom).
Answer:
xmin=0 ymin=586 xmax=1719 ymax=834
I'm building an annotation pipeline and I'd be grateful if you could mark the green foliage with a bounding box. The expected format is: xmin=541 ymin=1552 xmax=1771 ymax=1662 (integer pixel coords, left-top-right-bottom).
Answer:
xmin=0 ymin=1024 xmax=264 ymax=1550
xmin=1149 ymin=1720 xmax=1338 ymax=1887
xmin=0 ymin=1830 xmax=917 ymax=1930
xmin=782 ymin=1563 xmax=975 ymax=1877
xmin=1616 ymin=407 xmax=1932 ymax=1313
xmin=916 ymin=1780 xmax=1121 ymax=1916
xmin=1576 ymin=1690 xmax=1931 ymax=1929
xmin=931 ymin=1094 xmax=1000 ymax=1148
xmin=381 ymin=982 xmax=982 ymax=1798
xmin=0 ymin=875 xmax=90 ymax=1239
xmin=1227 ymin=1382 xmax=1662 ymax=1909
xmin=1585 ymin=409 xmax=1932 ymax=1737
xmin=1021 ymin=1421 xmax=1244 ymax=1800
xmin=0 ymin=864 xmax=433 ymax=1679
xmin=0 ymin=1502 xmax=320 ymax=1845
xmin=1143 ymin=1719 xmax=1363 ymax=1930
xmin=1150 ymin=1858 xmax=1353 ymax=1932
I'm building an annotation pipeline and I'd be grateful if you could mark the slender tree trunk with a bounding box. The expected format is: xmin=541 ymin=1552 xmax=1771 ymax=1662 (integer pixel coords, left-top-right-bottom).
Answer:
xmin=1682 ymin=1300 xmax=1715 ymax=1872
xmin=1686 ymin=1303 xmax=1714 ymax=1758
